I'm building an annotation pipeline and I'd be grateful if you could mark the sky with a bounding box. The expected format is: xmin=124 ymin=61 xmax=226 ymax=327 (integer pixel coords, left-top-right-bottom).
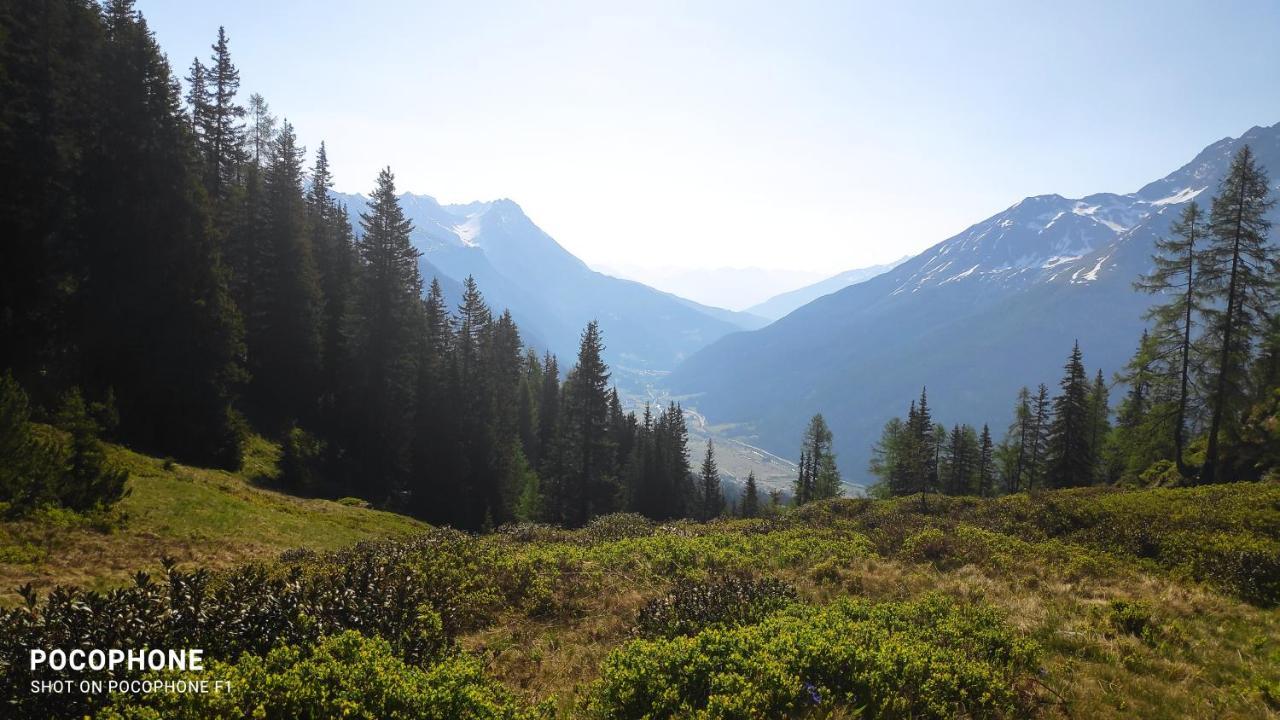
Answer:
xmin=138 ymin=0 xmax=1280 ymax=279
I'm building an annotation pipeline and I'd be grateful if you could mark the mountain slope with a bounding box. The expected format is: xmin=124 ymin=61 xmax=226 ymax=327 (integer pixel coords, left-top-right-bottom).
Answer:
xmin=332 ymin=192 xmax=759 ymax=376
xmin=746 ymin=256 xmax=910 ymax=320
xmin=668 ymin=122 xmax=1280 ymax=479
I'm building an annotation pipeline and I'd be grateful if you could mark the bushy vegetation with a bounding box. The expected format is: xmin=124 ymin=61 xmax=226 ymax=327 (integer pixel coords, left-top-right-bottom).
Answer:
xmin=594 ymin=594 xmax=1040 ymax=719
xmin=633 ymin=577 xmax=797 ymax=639
xmin=4 ymin=478 xmax=1277 ymax=719
xmin=0 ymin=374 xmax=128 ymax=516
xmin=97 ymin=631 xmax=539 ymax=720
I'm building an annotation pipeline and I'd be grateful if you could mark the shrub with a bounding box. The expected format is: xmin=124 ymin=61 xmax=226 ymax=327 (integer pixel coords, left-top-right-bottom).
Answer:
xmin=1103 ymin=599 xmax=1159 ymax=642
xmin=634 ymin=577 xmax=797 ymax=639
xmin=593 ymin=594 xmax=1040 ymax=719
xmin=279 ymin=425 xmax=326 ymax=495
xmin=96 ymin=631 xmax=539 ymax=720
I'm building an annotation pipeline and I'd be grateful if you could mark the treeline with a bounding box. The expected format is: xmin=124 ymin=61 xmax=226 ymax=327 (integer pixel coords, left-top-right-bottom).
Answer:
xmin=0 ymin=1 xmax=732 ymax=528
xmin=871 ymin=145 xmax=1279 ymax=497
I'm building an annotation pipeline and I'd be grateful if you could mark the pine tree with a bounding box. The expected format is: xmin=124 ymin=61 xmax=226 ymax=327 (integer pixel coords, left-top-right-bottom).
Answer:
xmin=1028 ymin=384 xmax=1051 ymax=489
xmin=546 ymin=321 xmax=615 ymax=526
xmin=1199 ymin=146 xmax=1276 ymax=484
xmin=1046 ymin=342 xmax=1095 ymax=487
xmin=80 ymin=0 xmax=246 ymax=468
xmin=250 ymin=119 xmax=323 ymax=427
xmin=1136 ymin=201 xmax=1207 ymax=476
xmin=698 ymin=440 xmax=724 ymax=520
xmin=1087 ymin=369 xmax=1112 ymax=483
xmin=201 ymin=26 xmax=244 ymax=199
xmin=53 ymin=388 xmax=129 ymax=511
xmin=742 ymin=471 xmax=760 ymax=518
xmin=352 ymin=167 xmax=423 ymax=500
xmin=184 ymin=58 xmax=211 ymax=140
xmin=977 ymin=424 xmax=994 ymax=497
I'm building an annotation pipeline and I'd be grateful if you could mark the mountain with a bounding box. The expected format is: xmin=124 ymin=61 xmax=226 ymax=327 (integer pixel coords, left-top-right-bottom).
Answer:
xmin=667 ymin=122 xmax=1280 ymax=480
xmin=594 ymin=264 xmax=828 ymax=311
xmin=331 ymin=192 xmax=762 ymax=378
xmin=746 ymin=257 xmax=910 ymax=320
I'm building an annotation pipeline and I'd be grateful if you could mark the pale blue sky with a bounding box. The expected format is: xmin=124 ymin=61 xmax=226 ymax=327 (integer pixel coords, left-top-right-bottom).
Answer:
xmin=138 ymin=0 xmax=1280 ymax=274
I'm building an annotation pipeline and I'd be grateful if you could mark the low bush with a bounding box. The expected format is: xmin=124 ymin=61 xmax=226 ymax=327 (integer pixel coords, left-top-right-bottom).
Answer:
xmin=592 ymin=593 xmax=1040 ymax=719
xmin=634 ymin=577 xmax=797 ymax=638
xmin=96 ymin=630 xmax=540 ymax=720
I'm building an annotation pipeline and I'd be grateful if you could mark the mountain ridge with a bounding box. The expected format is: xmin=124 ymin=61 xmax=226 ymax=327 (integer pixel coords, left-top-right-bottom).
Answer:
xmin=667 ymin=121 xmax=1280 ymax=479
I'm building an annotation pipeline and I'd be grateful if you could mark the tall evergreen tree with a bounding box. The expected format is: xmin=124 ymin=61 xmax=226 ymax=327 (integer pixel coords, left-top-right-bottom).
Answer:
xmin=698 ymin=440 xmax=724 ymax=521
xmin=249 ymin=119 xmax=323 ymax=426
xmin=1199 ymin=146 xmax=1276 ymax=484
xmin=1087 ymin=368 xmax=1111 ymax=483
xmin=977 ymin=424 xmax=994 ymax=497
xmin=78 ymin=0 xmax=246 ymax=467
xmin=742 ymin=471 xmax=760 ymax=518
xmin=201 ymin=26 xmax=243 ymax=199
xmin=546 ymin=321 xmax=615 ymax=526
xmin=1046 ymin=342 xmax=1094 ymax=487
xmin=352 ymin=167 xmax=423 ymax=500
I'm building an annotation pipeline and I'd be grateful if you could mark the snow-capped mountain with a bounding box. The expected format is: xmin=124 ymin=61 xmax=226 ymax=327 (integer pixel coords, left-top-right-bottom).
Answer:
xmin=331 ymin=191 xmax=763 ymax=380
xmin=668 ymin=122 xmax=1280 ymax=479
xmin=747 ymin=257 xmax=909 ymax=320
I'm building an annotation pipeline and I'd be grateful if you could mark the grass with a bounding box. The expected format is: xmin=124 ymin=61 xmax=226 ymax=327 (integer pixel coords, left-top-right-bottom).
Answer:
xmin=4 ymin=450 xmax=1278 ymax=718
xmin=0 ymin=435 xmax=425 ymax=601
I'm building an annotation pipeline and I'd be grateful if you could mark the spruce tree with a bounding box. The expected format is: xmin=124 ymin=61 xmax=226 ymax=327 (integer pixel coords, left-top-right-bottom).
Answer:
xmin=353 ymin=167 xmax=423 ymax=500
xmin=546 ymin=321 xmax=615 ymax=525
xmin=1199 ymin=146 xmax=1276 ymax=484
xmin=977 ymin=424 xmax=994 ymax=497
xmin=1028 ymin=384 xmax=1051 ymax=489
xmin=201 ymin=26 xmax=244 ymax=199
xmin=698 ymin=440 xmax=724 ymax=521
xmin=1046 ymin=342 xmax=1094 ymax=487
xmin=1087 ymin=369 xmax=1111 ymax=483
xmin=80 ymin=0 xmax=246 ymax=468
xmin=250 ymin=119 xmax=324 ymax=426
xmin=742 ymin=471 xmax=760 ymax=518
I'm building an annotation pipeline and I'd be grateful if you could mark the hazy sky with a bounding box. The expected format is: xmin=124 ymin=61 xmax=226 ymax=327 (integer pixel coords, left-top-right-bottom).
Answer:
xmin=138 ymin=0 xmax=1280 ymax=274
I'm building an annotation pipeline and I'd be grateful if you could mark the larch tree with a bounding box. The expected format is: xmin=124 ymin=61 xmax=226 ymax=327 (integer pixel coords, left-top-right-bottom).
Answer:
xmin=1198 ymin=146 xmax=1276 ymax=484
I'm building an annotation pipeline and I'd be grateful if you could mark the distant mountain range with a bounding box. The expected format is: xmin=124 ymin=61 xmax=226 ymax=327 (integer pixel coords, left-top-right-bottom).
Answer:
xmin=592 ymin=264 xmax=828 ymax=312
xmin=331 ymin=192 xmax=765 ymax=381
xmin=667 ymin=122 xmax=1280 ymax=480
xmin=746 ymin=257 xmax=910 ymax=320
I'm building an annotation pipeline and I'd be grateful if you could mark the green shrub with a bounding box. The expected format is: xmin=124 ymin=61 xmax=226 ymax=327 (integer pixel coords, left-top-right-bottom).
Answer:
xmin=96 ymin=631 xmax=538 ymax=720
xmin=1103 ymin=599 xmax=1159 ymax=642
xmin=634 ymin=577 xmax=797 ymax=638
xmin=592 ymin=594 xmax=1040 ymax=719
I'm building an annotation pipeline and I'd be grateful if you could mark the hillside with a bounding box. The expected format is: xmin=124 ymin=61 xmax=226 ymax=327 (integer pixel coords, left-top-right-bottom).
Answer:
xmin=0 ymin=437 xmax=425 ymax=602
xmin=7 ymin=481 xmax=1278 ymax=719
xmin=669 ymin=122 xmax=1280 ymax=476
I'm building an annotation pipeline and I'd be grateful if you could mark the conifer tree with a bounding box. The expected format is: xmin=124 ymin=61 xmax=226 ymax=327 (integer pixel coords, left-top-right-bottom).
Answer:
xmin=977 ymin=424 xmax=994 ymax=497
xmin=742 ymin=471 xmax=759 ymax=518
xmin=1004 ymin=387 xmax=1034 ymax=493
xmin=201 ymin=26 xmax=244 ymax=199
xmin=1135 ymin=201 xmax=1207 ymax=476
xmin=1028 ymin=384 xmax=1051 ymax=489
xmin=546 ymin=321 xmax=615 ymax=525
xmin=1199 ymin=146 xmax=1276 ymax=484
xmin=80 ymin=0 xmax=246 ymax=468
xmin=250 ymin=119 xmax=323 ymax=426
xmin=352 ymin=167 xmax=423 ymax=499
xmin=1046 ymin=342 xmax=1095 ymax=487
xmin=246 ymin=93 xmax=276 ymax=167
xmin=1087 ymin=369 xmax=1112 ymax=482
xmin=698 ymin=440 xmax=724 ymax=520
